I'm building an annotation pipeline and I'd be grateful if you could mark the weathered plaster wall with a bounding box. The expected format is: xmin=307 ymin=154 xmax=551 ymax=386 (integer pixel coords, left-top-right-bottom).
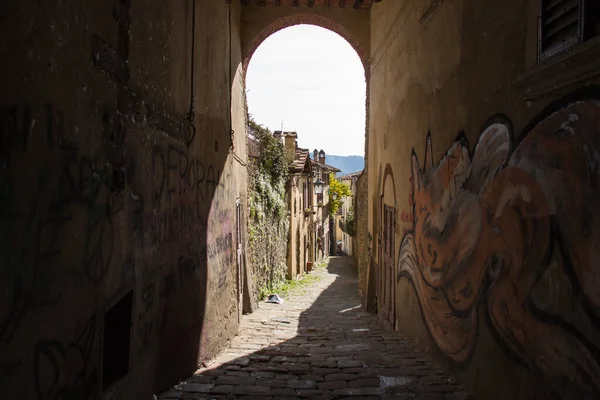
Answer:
xmin=354 ymin=172 xmax=368 ymax=296
xmin=368 ymin=0 xmax=600 ymax=399
xmin=0 ymin=0 xmax=246 ymax=398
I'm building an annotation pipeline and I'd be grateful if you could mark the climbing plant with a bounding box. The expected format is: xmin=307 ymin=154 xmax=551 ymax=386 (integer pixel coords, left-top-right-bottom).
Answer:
xmin=247 ymin=117 xmax=290 ymax=300
xmin=328 ymin=173 xmax=351 ymax=216
xmin=248 ymin=118 xmax=289 ymax=223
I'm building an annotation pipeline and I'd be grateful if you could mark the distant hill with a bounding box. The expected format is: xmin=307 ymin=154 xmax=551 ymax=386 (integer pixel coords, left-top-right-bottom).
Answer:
xmin=325 ymin=155 xmax=364 ymax=176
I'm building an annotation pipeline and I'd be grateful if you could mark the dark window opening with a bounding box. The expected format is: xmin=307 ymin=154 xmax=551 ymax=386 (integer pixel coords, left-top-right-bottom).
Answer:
xmin=102 ymin=290 xmax=133 ymax=390
xmin=584 ymin=0 xmax=600 ymax=39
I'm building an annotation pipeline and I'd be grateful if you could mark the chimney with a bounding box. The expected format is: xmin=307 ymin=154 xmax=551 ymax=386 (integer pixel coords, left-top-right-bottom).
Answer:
xmin=313 ymin=149 xmax=318 ymax=161
xmin=318 ymin=149 xmax=325 ymax=165
xmin=273 ymin=130 xmax=283 ymax=144
xmin=283 ymin=132 xmax=297 ymax=160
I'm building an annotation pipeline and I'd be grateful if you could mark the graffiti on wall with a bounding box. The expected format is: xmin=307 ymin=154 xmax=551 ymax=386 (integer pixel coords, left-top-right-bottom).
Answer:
xmin=0 ymin=104 xmax=119 ymax=345
xmin=135 ymin=251 xmax=204 ymax=357
xmin=398 ymin=97 xmax=600 ymax=397
xmin=208 ymin=209 xmax=234 ymax=291
xmin=34 ymin=316 xmax=98 ymax=400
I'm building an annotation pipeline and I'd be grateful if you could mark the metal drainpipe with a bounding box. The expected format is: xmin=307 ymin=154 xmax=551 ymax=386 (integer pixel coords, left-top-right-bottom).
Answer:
xmin=186 ymin=0 xmax=197 ymax=147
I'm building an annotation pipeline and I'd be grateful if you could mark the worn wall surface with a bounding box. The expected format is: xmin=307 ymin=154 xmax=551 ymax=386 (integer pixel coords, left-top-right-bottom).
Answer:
xmin=247 ymin=161 xmax=289 ymax=296
xmin=0 ymin=0 xmax=247 ymax=398
xmin=368 ymin=0 xmax=600 ymax=399
xmin=354 ymin=172 xmax=368 ymax=296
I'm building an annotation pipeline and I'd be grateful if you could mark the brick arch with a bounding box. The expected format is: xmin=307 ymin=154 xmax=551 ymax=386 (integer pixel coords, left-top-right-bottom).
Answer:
xmin=242 ymin=14 xmax=369 ymax=74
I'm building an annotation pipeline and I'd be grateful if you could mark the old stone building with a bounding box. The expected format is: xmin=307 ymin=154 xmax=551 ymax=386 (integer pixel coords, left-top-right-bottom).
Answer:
xmin=2 ymin=0 xmax=600 ymax=399
xmin=281 ymin=132 xmax=312 ymax=279
xmin=335 ymin=170 xmax=361 ymax=256
xmin=310 ymin=150 xmax=340 ymax=261
xmin=283 ymin=135 xmax=340 ymax=279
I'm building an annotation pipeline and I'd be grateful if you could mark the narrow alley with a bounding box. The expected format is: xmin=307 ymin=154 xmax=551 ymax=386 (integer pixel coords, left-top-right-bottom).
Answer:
xmin=3 ymin=1 xmax=600 ymax=399
xmin=158 ymin=257 xmax=471 ymax=400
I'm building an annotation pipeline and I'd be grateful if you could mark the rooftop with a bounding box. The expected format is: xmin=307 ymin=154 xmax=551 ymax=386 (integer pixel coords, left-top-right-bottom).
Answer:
xmin=337 ymin=170 xmax=363 ymax=180
xmin=290 ymin=147 xmax=311 ymax=173
xmin=310 ymin=158 xmax=341 ymax=173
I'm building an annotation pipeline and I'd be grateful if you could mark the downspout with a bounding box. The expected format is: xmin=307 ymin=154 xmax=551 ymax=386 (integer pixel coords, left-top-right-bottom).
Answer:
xmin=228 ymin=0 xmax=247 ymax=166
xmin=229 ymin=0 xmax=234 ymax=151
xmin=186 ymin=0 xmax=197 ymax=147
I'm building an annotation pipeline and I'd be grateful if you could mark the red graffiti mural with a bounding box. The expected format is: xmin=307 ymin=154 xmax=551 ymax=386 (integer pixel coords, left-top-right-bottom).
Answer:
xmin=398 ymin=98 xmax=600 ymax=397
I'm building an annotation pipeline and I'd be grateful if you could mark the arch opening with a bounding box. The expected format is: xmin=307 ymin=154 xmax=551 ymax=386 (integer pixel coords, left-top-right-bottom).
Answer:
xmin=241 ymin=16 xmax=370 ymax=296
xmin=245 ymin=23 xmax=367 ymax=157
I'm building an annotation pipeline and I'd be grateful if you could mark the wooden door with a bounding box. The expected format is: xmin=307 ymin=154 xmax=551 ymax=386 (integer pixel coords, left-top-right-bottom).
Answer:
xmin=379 ymin=205 xmax=396 ymax=326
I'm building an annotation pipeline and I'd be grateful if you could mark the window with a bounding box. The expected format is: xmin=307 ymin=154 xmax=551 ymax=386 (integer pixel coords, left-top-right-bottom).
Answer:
xmin=539 ymin=0 xmax=600 ymax=61
xmin=302 ymin=183 xmax=307 ymax=210
xmin=102 ymin=290 xmax=133 ymax=389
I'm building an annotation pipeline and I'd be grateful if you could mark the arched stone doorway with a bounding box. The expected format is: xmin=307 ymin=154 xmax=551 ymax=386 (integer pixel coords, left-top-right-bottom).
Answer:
xmin=379 ymin=163 xmax=397 ymax=328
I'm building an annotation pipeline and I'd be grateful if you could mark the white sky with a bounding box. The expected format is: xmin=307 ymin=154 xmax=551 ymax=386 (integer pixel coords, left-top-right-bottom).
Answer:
xmin=246 ymin=25 xmax=366 ymax=157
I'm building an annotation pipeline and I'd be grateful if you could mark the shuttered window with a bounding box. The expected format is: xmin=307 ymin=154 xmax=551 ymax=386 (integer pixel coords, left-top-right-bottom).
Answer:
xmin=539 ymin=0 xmax=600 ymax=62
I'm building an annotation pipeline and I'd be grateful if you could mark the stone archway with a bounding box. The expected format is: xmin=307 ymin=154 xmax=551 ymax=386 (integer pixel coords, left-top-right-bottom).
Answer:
xmin=239 ymin=5 xmax=372 ymax=158
xmin=241 ymin=11 xmax=370 ymax=73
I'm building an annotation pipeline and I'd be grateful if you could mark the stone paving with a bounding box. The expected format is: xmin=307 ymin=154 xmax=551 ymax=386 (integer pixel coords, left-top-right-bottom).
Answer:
xmin=158 ymin=257 xmax=474 ymax=400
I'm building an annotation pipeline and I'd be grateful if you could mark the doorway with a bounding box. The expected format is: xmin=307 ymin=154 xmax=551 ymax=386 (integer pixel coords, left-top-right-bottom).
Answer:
xmin=379 ymin=204 xmax=396 ymax=327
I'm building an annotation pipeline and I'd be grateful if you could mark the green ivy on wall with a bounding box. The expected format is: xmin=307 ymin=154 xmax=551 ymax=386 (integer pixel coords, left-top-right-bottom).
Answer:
xmin=248 ymin=118 xmax=289 ymax=225
xmin=247 ymin=117 xmax=290 ymax=299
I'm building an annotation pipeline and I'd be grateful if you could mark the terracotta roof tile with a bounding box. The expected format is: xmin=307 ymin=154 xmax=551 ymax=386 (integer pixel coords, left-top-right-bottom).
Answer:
xmin=289 ymin=147 xmax=310 ymax=173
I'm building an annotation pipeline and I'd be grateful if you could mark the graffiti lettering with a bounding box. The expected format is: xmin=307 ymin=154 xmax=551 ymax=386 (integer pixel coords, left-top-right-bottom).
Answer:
xmin=133 ymin=144 xmax=221 ymax=247
xmin=151 ymin=144 xmax=221 ymax=212
xmin=136 ymin=253 xmax=202 ymax=356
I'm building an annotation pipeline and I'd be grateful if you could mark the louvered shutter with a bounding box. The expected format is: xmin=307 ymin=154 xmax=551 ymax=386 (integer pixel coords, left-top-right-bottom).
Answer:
xmin=539 ymin=0 xmax=584 ymax=61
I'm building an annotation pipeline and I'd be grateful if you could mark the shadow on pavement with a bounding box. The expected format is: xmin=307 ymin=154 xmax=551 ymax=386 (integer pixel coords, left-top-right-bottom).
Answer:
xmin=157 ymin=256 xmax=473 ymax=400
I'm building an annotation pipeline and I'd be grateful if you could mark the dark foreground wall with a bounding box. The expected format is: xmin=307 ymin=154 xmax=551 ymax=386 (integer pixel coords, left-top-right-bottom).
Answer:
xmin=0 ymin=0 xmax=247 ymax=398
xmin=368 ymin=0 xmax=600 ymax=399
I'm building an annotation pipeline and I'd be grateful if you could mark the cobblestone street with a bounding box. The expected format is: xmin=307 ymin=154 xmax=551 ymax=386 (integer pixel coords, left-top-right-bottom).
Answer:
xmin=158 ymin=257 xmax=473 ymax=400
